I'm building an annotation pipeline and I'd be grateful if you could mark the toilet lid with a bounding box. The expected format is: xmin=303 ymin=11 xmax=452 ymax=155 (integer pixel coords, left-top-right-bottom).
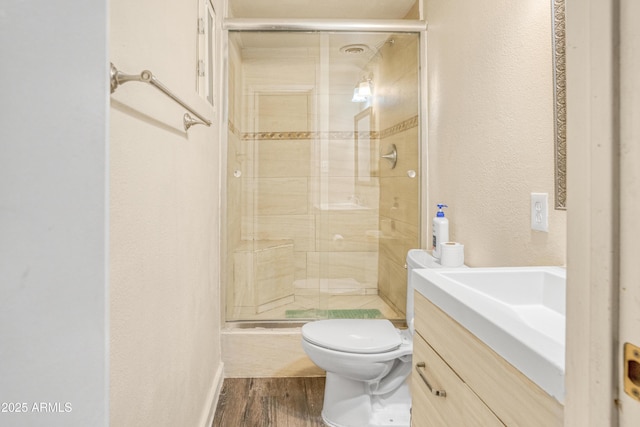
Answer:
xmin=302 ymin=319 xmax=402 ymax=354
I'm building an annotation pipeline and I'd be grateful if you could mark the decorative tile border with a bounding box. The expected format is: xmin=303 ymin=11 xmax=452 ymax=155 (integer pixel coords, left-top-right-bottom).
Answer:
xmin=228 ymin=120 xmax=240 ymax=136
xmin=240 ymin=130 xmax=361 ymax=141
xmin=228 ymin=114 xmax=418 ymax=141
xmin=379 ymin=115 xmax=419 ymax=139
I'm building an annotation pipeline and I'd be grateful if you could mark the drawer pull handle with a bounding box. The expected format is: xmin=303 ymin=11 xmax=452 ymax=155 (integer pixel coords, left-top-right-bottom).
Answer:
xmin=415 ymin=362 xmax=447 ymax=397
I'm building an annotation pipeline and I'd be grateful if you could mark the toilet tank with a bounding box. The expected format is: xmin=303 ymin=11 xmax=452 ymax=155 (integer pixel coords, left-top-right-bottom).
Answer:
xmin=405 ymin=249 xmax=444 ymax=334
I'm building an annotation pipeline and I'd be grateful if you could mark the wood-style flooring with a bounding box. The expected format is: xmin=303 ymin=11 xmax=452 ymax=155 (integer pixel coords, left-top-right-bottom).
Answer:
xmin=212 ymin=377 xmax=326 ymax=427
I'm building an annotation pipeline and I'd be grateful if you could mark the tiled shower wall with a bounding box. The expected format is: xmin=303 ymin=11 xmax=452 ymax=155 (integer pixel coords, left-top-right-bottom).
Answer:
xmin=375 ymin=35 xmax=420 ymax=315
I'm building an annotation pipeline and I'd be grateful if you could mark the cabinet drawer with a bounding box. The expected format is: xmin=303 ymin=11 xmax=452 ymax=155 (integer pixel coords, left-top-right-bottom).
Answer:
xmin=413 ymin=291 xmax=563 ymax=426
xmin=411 ymin=332 xmax=504 ymax=427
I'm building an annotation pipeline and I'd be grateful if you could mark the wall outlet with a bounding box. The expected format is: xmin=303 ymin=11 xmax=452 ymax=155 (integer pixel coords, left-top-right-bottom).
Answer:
xmin=531 ymin=193 xmax=549 ymax=232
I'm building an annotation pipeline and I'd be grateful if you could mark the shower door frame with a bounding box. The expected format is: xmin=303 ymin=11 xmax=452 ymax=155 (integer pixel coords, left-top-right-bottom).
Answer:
xmin=220 ymin=18 xmax=429 ymax=326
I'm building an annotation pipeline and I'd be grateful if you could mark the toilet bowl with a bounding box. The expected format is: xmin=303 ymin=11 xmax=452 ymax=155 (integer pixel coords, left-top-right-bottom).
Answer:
xmin=302 ymin=250 xmax=455 ymax=427
xmin=302 ymin=320 xmax=413 ymax=427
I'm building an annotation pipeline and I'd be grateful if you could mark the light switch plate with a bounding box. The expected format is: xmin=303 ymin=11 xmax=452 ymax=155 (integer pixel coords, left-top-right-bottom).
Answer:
xmin=531 ymin=193 xmax=549 ymax=232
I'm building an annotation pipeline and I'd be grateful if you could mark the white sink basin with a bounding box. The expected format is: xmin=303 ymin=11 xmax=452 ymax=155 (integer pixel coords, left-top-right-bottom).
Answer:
xmin=412 ymin=266 xmax=566 ymax=403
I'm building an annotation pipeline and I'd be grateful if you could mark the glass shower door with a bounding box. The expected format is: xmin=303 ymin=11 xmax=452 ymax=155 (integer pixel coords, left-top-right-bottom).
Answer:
xmin=225 ymin=31 xmax=419 ymax=323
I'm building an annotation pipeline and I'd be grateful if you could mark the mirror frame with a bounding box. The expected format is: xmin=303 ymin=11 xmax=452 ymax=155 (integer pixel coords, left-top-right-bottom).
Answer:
xmin=552 ymin=0 xmax=567 ymax=210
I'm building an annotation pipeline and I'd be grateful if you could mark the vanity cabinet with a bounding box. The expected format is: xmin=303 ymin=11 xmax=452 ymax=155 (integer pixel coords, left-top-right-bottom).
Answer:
xmin=411 ymin=291 xmax=563 ymax=427
xmin=412 ymin=330 xmax=504 ymax=426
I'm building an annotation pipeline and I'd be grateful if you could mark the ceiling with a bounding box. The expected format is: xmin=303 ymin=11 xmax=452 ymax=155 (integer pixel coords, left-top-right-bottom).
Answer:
xmin=228 ymin=0 xmax=418 ymax=55
xmin=228 ymin=0 xmax=418 ymax=20
xmin=233 ymin=32 xmax=390 ymax=57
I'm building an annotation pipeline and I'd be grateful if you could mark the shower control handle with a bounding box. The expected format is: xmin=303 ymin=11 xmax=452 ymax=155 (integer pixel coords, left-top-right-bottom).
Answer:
xmin=381 ymin=144 xmax=398 ymax=169
xmin=415 ymin=362 xmax=447 ymax=397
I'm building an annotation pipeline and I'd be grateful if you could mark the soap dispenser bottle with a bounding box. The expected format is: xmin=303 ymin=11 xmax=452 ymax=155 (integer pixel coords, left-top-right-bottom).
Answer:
xmin=432 ymin=204 xmax=449 ymax=259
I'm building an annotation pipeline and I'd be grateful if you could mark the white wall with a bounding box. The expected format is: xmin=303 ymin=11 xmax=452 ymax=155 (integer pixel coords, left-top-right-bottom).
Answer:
xmin=0 ymin=1 xmax=109 ymax=426
xmin=425 ymin=0 xmax=566 ymax=267
xmin=109 ymin=0 xmax=223 ymax=426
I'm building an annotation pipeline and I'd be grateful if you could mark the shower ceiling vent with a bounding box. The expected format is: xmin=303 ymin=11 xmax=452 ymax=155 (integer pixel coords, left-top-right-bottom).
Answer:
xmin=339 ymin=44 xmax=370 ymax=55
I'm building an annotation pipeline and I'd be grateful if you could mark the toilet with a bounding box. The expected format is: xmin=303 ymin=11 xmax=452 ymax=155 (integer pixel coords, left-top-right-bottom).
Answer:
xmin=301 ymin=249 xmax=452 ymax=427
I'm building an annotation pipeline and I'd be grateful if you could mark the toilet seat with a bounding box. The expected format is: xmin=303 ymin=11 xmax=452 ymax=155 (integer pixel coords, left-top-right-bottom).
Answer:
xmin=302 ymin=319 xmax=402 ymax=354
xmin=299 ymin=252 xmax=454 ymax=427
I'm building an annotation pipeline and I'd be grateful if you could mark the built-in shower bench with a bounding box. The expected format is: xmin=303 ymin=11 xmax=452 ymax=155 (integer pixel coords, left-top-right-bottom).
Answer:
xmin=233 ymin=239 xmax=295 ymax=314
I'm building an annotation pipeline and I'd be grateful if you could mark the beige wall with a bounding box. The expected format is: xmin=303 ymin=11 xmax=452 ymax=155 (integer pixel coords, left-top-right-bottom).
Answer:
xmin=109 ymin=0 xmax=223 ymax=425
xmin=425 ymin=0 xmax=566 ymax=267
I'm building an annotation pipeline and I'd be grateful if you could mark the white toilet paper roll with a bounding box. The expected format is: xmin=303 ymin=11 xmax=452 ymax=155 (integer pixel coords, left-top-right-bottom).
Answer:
xmin=439 ymin=242 xmax=465 ymax=267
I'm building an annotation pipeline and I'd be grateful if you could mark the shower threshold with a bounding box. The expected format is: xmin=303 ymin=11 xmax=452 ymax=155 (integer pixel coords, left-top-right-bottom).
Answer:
xmin=226 ymin=294 xmax=404 ymax=326
xmin=224 ymin=319 xmax=408 ymax=329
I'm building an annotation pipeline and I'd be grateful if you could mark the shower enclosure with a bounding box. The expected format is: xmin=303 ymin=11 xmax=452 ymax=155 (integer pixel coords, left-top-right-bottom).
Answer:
xmin=224 ymin=27 xmax=421 ymax=323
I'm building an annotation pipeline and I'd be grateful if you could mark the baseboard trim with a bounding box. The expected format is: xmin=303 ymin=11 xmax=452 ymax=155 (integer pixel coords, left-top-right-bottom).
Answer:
xmin=201 ymin=362 xmax=225 ymax=427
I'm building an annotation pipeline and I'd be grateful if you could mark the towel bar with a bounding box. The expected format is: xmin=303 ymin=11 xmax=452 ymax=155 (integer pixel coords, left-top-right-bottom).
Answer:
xmin=109 ymin=63 xmax=212 ymax=131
